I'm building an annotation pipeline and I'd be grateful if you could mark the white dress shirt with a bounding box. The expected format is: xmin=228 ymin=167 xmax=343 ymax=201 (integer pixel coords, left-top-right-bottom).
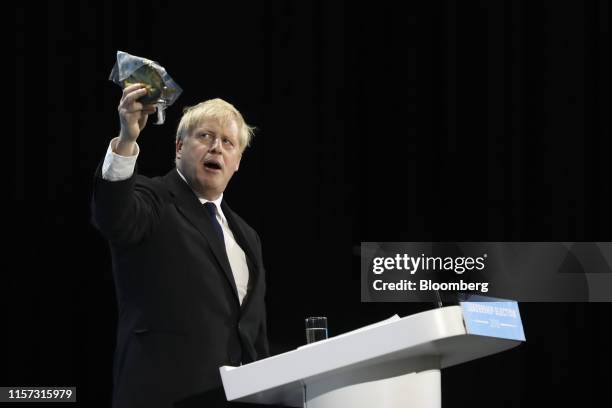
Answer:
xmin=102 ymin=137 xmax=250 ymax=304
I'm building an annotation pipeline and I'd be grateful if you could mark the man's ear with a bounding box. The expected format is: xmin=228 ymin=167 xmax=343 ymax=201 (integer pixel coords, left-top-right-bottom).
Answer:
xmin=234 ymin=154 xmax=241 ymax=172
xmin=175 ymin=139 xmax=183 ymax=160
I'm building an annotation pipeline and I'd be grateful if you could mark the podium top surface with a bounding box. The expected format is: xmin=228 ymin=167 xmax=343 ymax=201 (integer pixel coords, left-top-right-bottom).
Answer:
xmin=220 ymin=306 xmax=522 ymax=406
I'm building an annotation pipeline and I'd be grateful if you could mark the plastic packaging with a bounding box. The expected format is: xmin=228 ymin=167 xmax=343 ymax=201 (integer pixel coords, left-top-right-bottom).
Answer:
xmin=109 ymin=50 xmax=182 ymax=125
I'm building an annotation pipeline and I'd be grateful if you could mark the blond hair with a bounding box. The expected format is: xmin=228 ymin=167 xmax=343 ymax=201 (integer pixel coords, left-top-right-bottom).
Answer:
xmin=176 ymin=98 xmax=255 ymax=152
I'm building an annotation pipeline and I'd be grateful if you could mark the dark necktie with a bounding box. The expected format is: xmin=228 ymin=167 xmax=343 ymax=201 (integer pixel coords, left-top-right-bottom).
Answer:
xmin=204 ymin=202 xmax=224 ymax=242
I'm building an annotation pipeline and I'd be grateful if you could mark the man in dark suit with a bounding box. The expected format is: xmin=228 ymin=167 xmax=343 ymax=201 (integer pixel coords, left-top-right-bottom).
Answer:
xmin=92 ymin=83 xmax=269 ymax=408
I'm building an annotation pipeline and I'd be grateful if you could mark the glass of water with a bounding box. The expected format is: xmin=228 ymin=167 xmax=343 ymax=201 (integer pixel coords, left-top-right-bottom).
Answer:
xmin=305 ymin=316 xmax=328 ymax=344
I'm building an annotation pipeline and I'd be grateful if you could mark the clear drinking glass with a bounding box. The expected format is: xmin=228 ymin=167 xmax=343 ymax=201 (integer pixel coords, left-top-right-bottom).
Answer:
xmin=305 ymin=316 xmax=328 ymax=344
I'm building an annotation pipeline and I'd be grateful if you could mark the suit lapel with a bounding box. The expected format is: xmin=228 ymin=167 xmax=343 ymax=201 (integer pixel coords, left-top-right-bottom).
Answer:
xmin=222 ymin=202 xmax=258 ymax=273
xmin=163 ymin=170 xmax=240 ymax=302
xmin=222 ymin=201 xmax=261 ymax=309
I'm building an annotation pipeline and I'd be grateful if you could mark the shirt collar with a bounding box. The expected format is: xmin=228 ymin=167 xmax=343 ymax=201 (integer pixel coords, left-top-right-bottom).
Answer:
xmin=175 ymin=168 xmax=227 ymax=225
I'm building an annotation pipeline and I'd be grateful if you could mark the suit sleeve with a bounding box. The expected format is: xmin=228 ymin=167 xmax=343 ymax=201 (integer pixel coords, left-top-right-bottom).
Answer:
xmin=255 ymin=307 xmax=270 ymax=359
xmin=91 ymin=163 xmax=167 ymax=247
xmin=254 ymin=231 xmax=271 ymax=359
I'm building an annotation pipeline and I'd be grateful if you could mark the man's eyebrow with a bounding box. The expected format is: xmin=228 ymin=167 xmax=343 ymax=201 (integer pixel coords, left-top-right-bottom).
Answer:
xmin=196 ymin=128 xmax=216 ymax=135
xmin=195 ymin=125 xmax=238 ymax=141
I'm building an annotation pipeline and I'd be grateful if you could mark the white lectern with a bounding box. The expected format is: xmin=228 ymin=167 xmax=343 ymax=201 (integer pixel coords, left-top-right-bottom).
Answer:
xmin=220 ymin=306 xmax=523 ymax=408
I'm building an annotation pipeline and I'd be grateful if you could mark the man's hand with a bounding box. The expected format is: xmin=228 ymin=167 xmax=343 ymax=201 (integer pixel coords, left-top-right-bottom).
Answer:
xmin=116 ymin=83 xmax=157 ymax=155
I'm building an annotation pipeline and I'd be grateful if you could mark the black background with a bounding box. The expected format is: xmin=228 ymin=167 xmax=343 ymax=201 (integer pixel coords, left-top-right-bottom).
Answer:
xmin=9 ymin=1 xmax=611 ymax=407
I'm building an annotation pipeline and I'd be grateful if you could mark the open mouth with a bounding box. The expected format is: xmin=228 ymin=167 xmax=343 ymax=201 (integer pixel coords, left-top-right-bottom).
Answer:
xmin=204 ymin=160 xmax=222 ymax=171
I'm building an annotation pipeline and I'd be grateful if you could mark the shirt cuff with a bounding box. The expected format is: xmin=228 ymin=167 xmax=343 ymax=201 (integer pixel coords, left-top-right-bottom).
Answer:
xmin=101 ymin=137 xmax=140 ymax=181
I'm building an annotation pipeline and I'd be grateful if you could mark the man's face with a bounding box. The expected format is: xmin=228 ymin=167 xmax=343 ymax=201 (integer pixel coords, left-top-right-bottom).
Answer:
xmin=176 ymin=118 xmax=242 ymax=200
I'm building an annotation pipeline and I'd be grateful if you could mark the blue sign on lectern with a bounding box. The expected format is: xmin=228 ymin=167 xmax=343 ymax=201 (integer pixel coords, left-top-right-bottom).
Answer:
xmin=459 ymin=295 xmax=526 ymax=341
